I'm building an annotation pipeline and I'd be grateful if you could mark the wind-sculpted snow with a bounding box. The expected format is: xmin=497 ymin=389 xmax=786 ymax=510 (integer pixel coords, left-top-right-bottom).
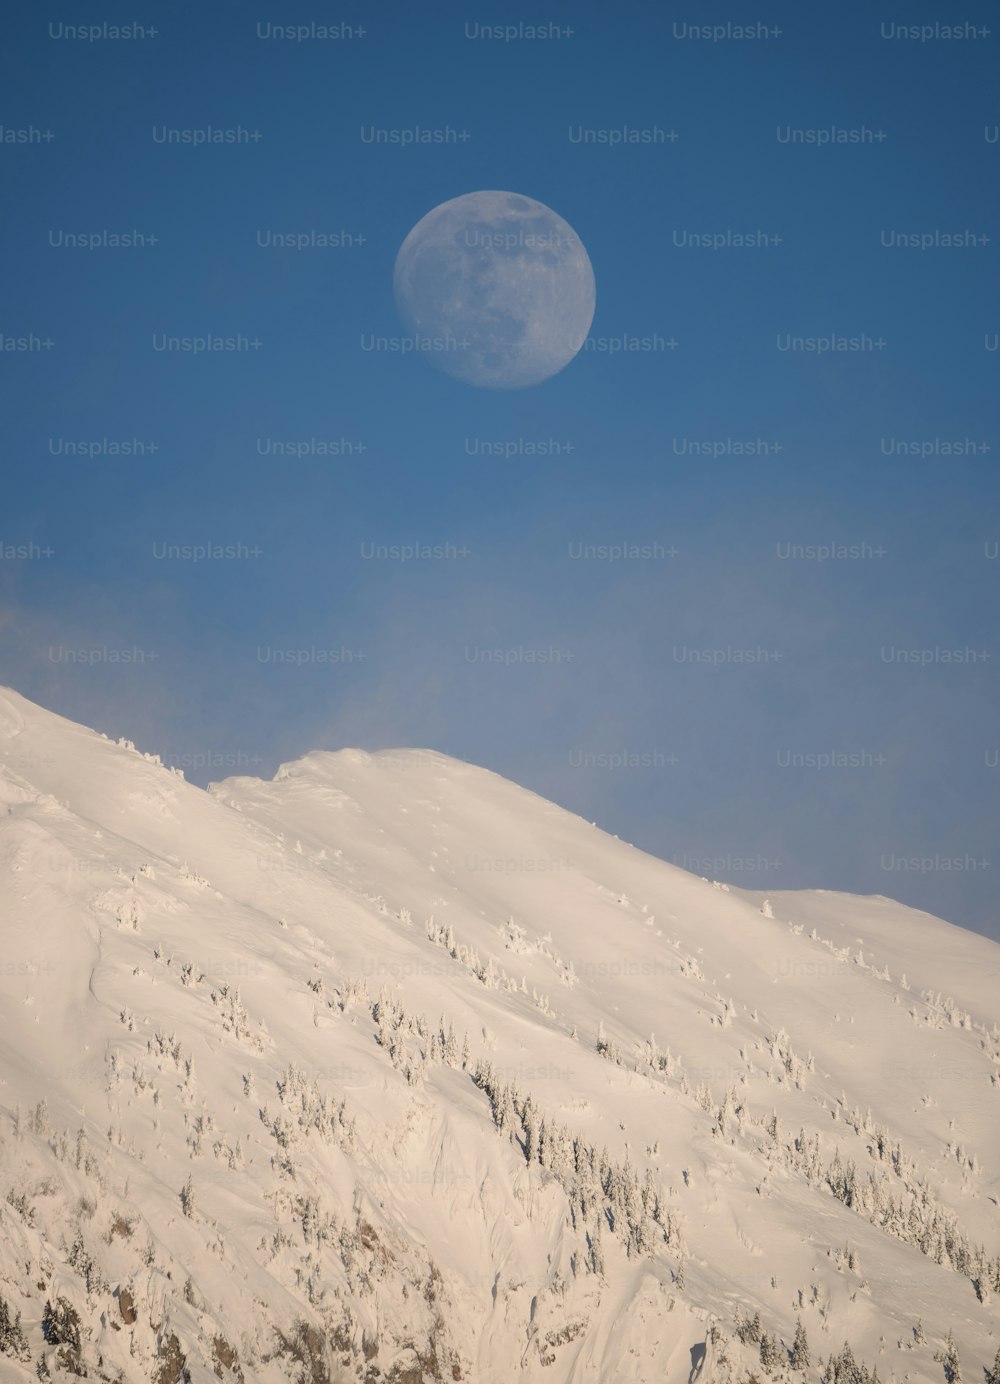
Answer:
xmin=0 ymin=687 xmax=997 ymax=1382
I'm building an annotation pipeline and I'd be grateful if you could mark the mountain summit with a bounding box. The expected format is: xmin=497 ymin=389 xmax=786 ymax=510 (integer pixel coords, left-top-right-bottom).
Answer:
xmin=0 ymin=687 xmax=997 ymax=1382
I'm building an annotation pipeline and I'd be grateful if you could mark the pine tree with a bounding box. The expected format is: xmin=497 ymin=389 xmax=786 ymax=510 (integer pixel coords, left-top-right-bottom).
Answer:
xmin=935 ymin=1331 xmax=961 ymax=1384
xmin=844 ymin=1159 xmax=858 ymax=1208
xmin=43 ymin=1298 xmax=83 ymax=1375
xmin=0 ymin=1296 xmax=30 ymax=1362
xmin=836 ymin=1341 xmax=858 ymax=1384
xmin=522 ymin=1097 xmax=537 ymax=1163
xmin=760 ymin=1331 xmax=782 ymax=1374
xmin=496 ymin=1084 xmax=515 ymax=1137
xmin=538 ymin=1118 xmax=550 ymax=1169
xmin=790 ymin=1318 xmax=810 ymax=1370
xmin=598 ymin=1145 xmax=611 ymax=1194
xmin=549 ymin=1124 xmax=570 ymax=1180
xmin=620 ymin=1164 xmax=639 ymax=1234
xmin=735 ymin=1310 xmax=762 ymax=1345
xmin=629 ymin=1203 xmax=653 ymax=1259
xmin=588 ymin=1219 xmax=605 ymax=1276
xmin=983 ymin=1346 xmax=1000 ymax=1384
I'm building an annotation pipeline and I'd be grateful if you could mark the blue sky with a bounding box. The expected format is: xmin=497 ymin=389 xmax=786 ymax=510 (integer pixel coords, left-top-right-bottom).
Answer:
xmin=2 ymin=0 xmax=998 ymax=938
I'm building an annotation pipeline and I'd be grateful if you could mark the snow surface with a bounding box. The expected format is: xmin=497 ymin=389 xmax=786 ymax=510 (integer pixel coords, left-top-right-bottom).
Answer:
xmin=0 ymin=686 xmax=997 ymax=1383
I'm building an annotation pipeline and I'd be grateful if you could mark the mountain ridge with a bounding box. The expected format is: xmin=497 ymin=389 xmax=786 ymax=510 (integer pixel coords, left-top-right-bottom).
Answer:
xmin=0 ymin=686 xmax=997 ymax=1383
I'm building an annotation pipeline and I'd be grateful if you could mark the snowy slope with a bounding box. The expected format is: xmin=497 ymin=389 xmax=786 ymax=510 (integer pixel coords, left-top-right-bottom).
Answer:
xmin=0 ymin=686 xmax=997 ymax=1384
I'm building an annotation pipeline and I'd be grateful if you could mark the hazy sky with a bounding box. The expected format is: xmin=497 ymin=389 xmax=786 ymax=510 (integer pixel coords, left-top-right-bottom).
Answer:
xmin=2 ymin=1 xmax=998 ymax=940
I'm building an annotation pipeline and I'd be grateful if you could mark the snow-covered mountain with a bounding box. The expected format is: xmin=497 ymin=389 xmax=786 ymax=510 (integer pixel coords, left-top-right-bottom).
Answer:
xmin=0 ymin=686 xmax=997 ymax=1384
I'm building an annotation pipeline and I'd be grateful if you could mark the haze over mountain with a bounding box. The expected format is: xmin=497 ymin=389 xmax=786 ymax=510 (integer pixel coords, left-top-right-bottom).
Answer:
xmin=0 ymin=686 xmax=997 ymax=1383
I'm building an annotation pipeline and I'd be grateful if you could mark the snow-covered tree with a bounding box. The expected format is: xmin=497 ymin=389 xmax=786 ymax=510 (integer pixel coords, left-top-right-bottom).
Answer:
xmin=0 ymin=1296 xmax=30 ymax=1362
xmin=537 ymin=1117 xmax=550 ymax=1169
xmin=735 ymin=1309 xmax=762 ymax=1344
xmin=760 ymin=1331 xmax=783 ymax=1374
xmin=522 ymin=1096 xmax=538 ymax=1163
xmin=42 ymin=1297 xmax=83 ymax=1375
xmin=934 ymin=1331 xmax=961 ymax=1384
xmin=587 ymin=1220 xmax=605 ymax=1276
xmin=790 ymin=1318 xmax=810 ymax=1370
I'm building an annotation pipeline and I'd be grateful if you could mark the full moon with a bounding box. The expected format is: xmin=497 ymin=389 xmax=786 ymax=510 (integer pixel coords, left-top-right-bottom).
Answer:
xmin=393 ymin=190 xmax=596 ymax=390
